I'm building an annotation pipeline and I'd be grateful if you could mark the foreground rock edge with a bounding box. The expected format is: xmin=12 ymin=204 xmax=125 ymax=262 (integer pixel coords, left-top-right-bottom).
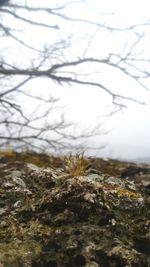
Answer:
xmin=0 ymin=153 xmax=150 ymax=267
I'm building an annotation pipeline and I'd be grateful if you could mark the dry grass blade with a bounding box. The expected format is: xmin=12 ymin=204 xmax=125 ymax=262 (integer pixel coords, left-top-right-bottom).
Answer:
xmin=63 ymin=152 xmax=90 ymax=177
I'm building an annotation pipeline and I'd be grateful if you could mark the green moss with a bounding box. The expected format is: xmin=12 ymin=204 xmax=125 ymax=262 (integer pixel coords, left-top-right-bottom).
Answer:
xmin=0 ymin=240 xmax=41 ymax=267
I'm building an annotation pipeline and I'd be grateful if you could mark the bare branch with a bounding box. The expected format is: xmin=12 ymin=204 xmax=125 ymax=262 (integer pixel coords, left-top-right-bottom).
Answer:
xmin=1 ymin=8 xmax=59 ymax=29
xmin=0 ymin=0 xmax=149 ymax=152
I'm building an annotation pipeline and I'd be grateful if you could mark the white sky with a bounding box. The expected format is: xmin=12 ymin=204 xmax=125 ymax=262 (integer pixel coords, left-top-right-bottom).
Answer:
xmin=87 ymin=0 xmax=150 ymax=159
xmin=2 ymin=0 xmax=150 ymax=160
xmin=50 ymin=0 xmax=150 ymax=160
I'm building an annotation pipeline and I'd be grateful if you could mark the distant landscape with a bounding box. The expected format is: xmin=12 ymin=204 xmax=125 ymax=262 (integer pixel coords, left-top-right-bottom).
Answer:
xmin=132 ymin=157 xmax=150 ymax=164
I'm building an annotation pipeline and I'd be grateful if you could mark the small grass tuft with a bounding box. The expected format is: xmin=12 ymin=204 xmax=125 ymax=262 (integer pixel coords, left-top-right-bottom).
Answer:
xmin=63 ymin=152 xmax=90 ymax=177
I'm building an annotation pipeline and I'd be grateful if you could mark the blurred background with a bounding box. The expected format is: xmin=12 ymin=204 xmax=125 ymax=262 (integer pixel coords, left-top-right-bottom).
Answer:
xmin=0 ymin=0 xmax=150 ymax=161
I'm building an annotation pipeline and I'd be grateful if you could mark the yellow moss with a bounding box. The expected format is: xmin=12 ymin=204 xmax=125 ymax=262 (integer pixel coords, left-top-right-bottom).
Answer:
xmin=63 ymin=152 xmax=90 ymax=177
xmin=116 ymin=187 xmax=141 ymax=199
xmin=0 ymin=149 xmax=16 ymax=157
xmin=0 ymin=149 xmax=55 ymax=167
xmin=101 ymin=183 xmax=141 ymax=199
xmin=21 ymin=152 xmax=45 ymax=166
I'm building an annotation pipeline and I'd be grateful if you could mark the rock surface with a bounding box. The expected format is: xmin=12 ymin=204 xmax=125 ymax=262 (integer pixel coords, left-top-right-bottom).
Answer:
xmin=0 ymin=151 xmax=150 ymax=267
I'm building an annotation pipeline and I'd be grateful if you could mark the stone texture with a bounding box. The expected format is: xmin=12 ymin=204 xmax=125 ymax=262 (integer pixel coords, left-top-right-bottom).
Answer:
xmin=0 ymin=152 xmax=150 ymax=267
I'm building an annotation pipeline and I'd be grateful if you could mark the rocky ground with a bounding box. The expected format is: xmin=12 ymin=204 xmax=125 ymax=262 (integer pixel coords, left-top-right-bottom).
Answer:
xmin=0 ymin=151 xmax=150 ymax=267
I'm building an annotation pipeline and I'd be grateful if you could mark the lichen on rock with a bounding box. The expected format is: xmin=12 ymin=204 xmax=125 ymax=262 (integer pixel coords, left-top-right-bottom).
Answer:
xmin=0 ymin=151 xmax=150 ymax=267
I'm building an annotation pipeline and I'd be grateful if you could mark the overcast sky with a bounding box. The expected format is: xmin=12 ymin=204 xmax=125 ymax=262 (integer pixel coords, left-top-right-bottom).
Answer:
xmin=3 ymin=0 xmax=150 ymax=160
xmin=49 ymin=0 xmax=150 ymax=160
